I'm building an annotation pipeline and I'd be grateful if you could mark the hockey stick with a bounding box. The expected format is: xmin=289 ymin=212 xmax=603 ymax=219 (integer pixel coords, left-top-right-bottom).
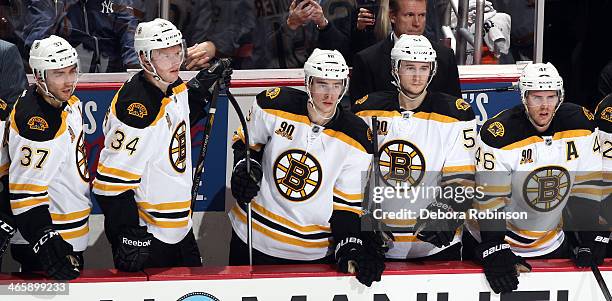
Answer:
xmin=592 ymin=264 xmax=612 ymax=301
xmin=225 ymin=88 xmax=255 ymax=266
xmin=461 ymin=84 xmax=517 ymax=94
xmin=190 ymin=79 xmax=220 ymax=213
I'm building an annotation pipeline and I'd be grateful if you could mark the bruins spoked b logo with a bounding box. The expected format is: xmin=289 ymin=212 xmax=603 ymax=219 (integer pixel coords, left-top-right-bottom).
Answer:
xmin=169 ymin=121 xmax=187 ymax=173
xmin=274 ymin=149 xmax=322 ymax=201
xmin=75 ymin=131 xmax=90 ymax=182
xmin=378 ymin=140 xmax=425 ymax=187
xmin=522 ymin=166 xmax=571 ymax=212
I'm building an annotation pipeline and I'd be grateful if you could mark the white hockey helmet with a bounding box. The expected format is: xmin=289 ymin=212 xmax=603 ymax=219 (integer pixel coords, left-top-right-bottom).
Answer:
xmin=303 ymin=49 xmax=349 ymax=120
xmin=134 ymin=18 xmax=184 ymax=62
xmin=29 ymin=35 xmax=79 ymax=81
xmin=519 ymin=62 xmax=564 ymax=104
xmin=391 ymin=35 xmax=437 ymax=96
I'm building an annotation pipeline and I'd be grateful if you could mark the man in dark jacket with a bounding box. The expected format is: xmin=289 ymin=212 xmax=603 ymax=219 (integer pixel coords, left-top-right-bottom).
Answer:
xmin=350 ymin=0 xmax=460 ymax=102
xmin=23 ymin=0 xmax=139 ymax=72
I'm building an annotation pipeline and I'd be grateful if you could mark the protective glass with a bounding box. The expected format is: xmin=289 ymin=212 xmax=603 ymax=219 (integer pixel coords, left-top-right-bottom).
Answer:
xmin=150 ymin=41 xmax=185 ymax=70
xmin=397 ymin=61 xmax=431 ymax=76
xmin=309 ymin=80 xmax=345 ymax=95
xmin=526 ymin=93 xmax=560 ymax=107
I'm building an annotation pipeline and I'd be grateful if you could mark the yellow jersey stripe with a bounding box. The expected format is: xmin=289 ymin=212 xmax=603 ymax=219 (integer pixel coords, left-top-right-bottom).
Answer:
xmin=9 ymin=183 xmax=48 ymax=192
xmin=232 ymin=206 xmax=330 ymax=248
xmin=413 ymin=112 xmax=459 ymax=123
xmin=553 ymin=129 xmax=592 ymax=140
xmin=355 ymin=110 xmax=402 ymax=118
xmin=51 ymin=208 xmax=91 ymax=221
xmin=323 ymin=129 xmax=367 ymax=153
xmin=59 ymin=225 xmax=90 ymax=240
xmin=333 ymin=188 xmax=363 ymax=201
xmin=575 ymin=171 xmax=602 ymax=183
xmin=92 ymin=181 xmax=138 ymax=192
xmin=263 ymin=109 xmax=311 ymax=126
xmin=442 ymin=165 xmax=476 ymax=173
xmin=97 ymin=164 xmax=141 ymax=181
xmin=332 ymin=204 xmax=363 ymax=215
xmin=138 ymin=210 xmax=190 ymax=228
xmin=137 ymin=200 xmax=191 ymax=211
xmin=11 ymin=196 xmax=50 ymax=209
xmin=250 ymin=202 xmax=331 ymax=233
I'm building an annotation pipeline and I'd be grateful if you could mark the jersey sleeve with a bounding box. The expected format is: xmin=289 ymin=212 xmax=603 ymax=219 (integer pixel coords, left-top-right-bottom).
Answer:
xmin=570 ymin=130 xmax=603 ymax=203
xmin=441 ymin=119 xmax=477 ymax=209
xmin=332 ymin=143 xmax=373 ymax=216
xmin=474 ymin=136 xmax=512 ymax=213
xmin=92 ymin=117 xmax=157 ymax=197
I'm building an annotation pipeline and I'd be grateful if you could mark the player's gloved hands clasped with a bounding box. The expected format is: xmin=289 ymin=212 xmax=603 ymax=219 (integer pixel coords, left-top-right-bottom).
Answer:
xmin=0 ymin=212 xmax=16 ymax=257
xmin=415 ymin=200 xmax=462 ymax=248
xmin=32 ymin=227 xmax=80 ymax=280
xmin=113 ymin=226 xmax=153 ymax=272
xmin=188 ymin=58 xmax=233 ymax=93
xmin=476 ymin=241 xmax=531 ymax=294
xmin=574 ymin=232 xmax=610 ymax=267
xmin=231 ymin=158 xmax=263 ymax=204
xmin=335 ymin=236 xmax=385 ymax=287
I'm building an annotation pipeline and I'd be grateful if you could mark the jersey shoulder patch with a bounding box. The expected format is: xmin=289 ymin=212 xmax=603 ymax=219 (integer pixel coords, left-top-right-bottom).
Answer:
xmin=351 ymin=91 xmax=398 ymax=114
xmin=11 ymin=86 xmax=64 ymax=142
xmin=553 ymin=103 xmax=595 ymax=133
xmin=480 ymin=106 xmax=535 ymax=149
xmin=112 ymin=73 xmax=164 ymax=129
xmin=327 ymin=108 xmax=374 ymax=154
xmin=427 ymin=92 xmax=476 ymax=122
xmin=595 ymin=94 xmax=612 ymax=132
xmin=255 ymin=87 xmax=309 ymax=116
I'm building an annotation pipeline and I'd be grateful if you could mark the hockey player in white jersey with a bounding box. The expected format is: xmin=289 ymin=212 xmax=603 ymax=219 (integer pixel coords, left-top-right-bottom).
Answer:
xmin=471 ymin=62 xmax=604 ymax=294
xmin=6 ymin=35 xmax=90 ymax=280
xmin=0 ymin=98 xmax=16 ymax=261
xmin=92 ymin=19 xmax=231 ymax=271
xmin=229 ymin=49 xmax=384 ymax=287
xmin=351 ymin=35 xmax=478 ymax=260
xmin=596 ymin=94 xmax=612 ymax=257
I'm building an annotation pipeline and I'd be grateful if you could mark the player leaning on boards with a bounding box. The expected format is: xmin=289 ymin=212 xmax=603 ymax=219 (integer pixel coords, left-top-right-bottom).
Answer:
xmin=92 ymin=19 xmax=231 ymax=271
xmin=351 ymin=35 xmax=477 ymax=261
xmin=5 ymin=35 xmax=91 ymax=280
xmin=228 ymin=49 xmax=384 ymax=287
xmin=469 ymin=62 xmax=605 ymax=294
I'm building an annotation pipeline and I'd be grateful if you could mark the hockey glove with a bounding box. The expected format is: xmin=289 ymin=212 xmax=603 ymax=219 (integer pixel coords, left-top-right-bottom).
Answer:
xmin=231 ymin=158 xmax=263 ymax=204
xmin=574 ymin=232 xmax=610 ymax=267
xmin=113 ymin=226 xmax=153 ymax=272
xmin=335 ymin=236 xmax=385 ymax=287
xmin=188 ymin=58 xmax=233 ymax=93
xmin=0 ymin=212 xmax=16 ymax=257
xmin=32 ymin=227 xmax=80 ymax=280
xmin=415 ymin=201 xmax=463 ymax=248
xmin=476 ymin=241 xmax=531 ymax=294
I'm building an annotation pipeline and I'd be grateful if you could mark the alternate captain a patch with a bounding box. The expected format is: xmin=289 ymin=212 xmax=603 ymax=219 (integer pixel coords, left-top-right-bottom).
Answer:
xmin=28 ymin=116 xmax=49 ymax=131
xmin=127 ymin=103 xmax=148 ymax=118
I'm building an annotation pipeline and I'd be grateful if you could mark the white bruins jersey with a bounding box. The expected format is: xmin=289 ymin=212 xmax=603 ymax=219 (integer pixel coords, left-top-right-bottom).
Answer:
xmin=470 ymin=103 xmax=602 ymax=257
xmin=93 ymin=72 xmax=196 ymax=244
xmin=1 ymin=98 xmax=10 ymax=188
xmin=8 ymin=86 xmax=91 ymax=251
xmin=229 ymin=87 xmax=373 ymax=261
xmin=352 ymin=91 xmax=477 ymax=259
xmin=596 ymin=96 xmax=612 ymax=209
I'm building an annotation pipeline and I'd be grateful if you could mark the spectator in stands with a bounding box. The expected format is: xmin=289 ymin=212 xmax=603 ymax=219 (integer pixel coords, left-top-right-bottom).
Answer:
xmin=0 ymin=39 xmax=27 ymax=105
xmin=185 ymin=0 xmax=252 ymax=69
xmin=23 ymin=0 xmax=140 ymax=72
xmin=233 ymin=0 xmax=317 ymax=69
xmin=350 ymin=0 xmax=460 ymax=102
xmin=596 ymin=60 xmax=612 ymax=102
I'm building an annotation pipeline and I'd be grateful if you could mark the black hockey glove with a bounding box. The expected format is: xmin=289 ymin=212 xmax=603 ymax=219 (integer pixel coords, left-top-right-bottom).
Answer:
xmin=574 ymin=232 xmax=610 ymax=267
xmin=335 ymin=236 xmax=385 ymax=287
xmin=32 ymin=227 xmax=80 ymax=280
xmin=0 ymin=212 xmax=16 ymax=257
xmin=187 ymin=58 xmax=233 ymax=93
xmin=476 ymin=241 xmax=531 ymax=294
xmin=113 ymin=226 xmax=153 ymax=272
xmin=415 ymin=201 xmax=463 ymax=248
xmin=231 ymin=158 xmax=263 ymax=204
